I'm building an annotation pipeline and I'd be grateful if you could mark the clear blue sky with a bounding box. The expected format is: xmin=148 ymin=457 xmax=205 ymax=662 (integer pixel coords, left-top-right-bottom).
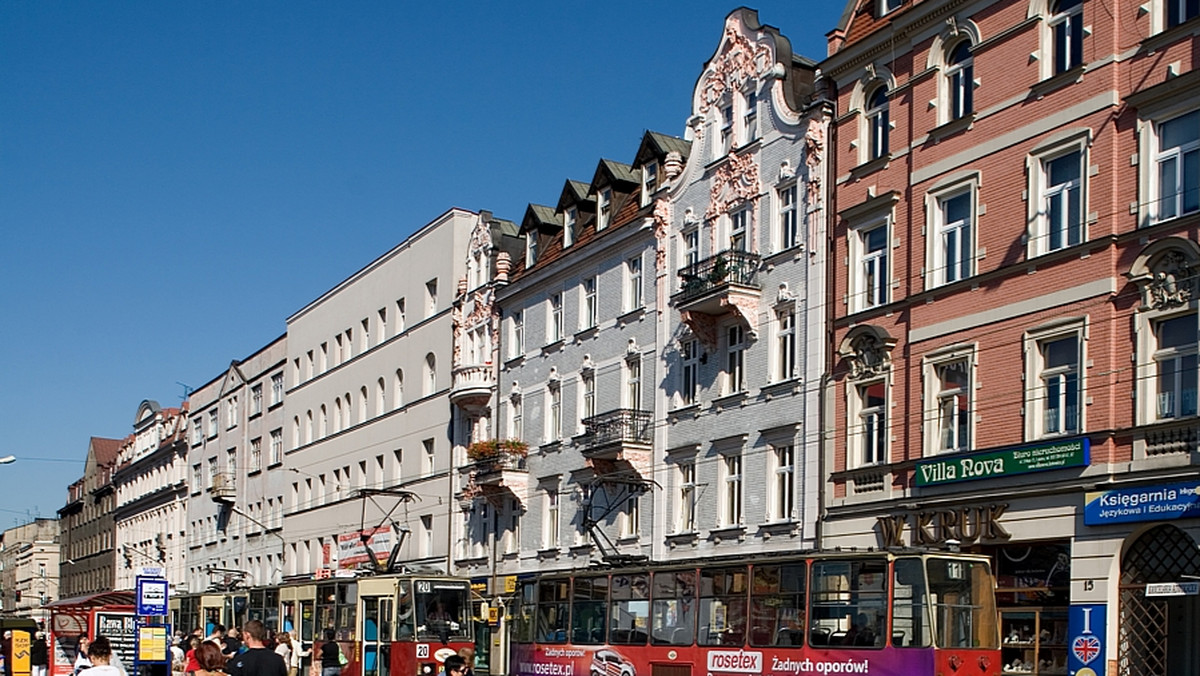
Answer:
xmin=0 ymin=2 xmax=845 ymax=524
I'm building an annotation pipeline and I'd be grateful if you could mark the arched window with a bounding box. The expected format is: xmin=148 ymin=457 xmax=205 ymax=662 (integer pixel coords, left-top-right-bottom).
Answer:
xmin=394 ymin=369 xmax=404 ymax=410
xmin=319 ymin=405 xmax=328 ymax=438
xmin=333 ymin=399 xmax=343 ymax=433
xmin=945 ymin=41 xmax=973 ymax=120
xmin=424 ymin=353 xmax=437 ymax=396
xmin=292 ymin=416 xmax=301 ymax=449
xmin=343 ymin=392 xmax=352 ymax=429
xmin=359 ymin=386 xmax=368 ymax=424
xmin=866 ymin=85 xmax=890 ymax=160
xmin=305 ymin=411 xmax=314 ymax=444
xmin=376 ymin=377 xmax=386 ymax=417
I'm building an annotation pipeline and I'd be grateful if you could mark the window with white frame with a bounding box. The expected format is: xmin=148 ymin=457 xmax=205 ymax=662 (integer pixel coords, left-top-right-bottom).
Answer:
xmin=1167 ymin=0 xmax=1200 ymax=27
xmin=526 ymin=233 xmax=538 ymax=267
xmin=598 ymin=188 xmax=612 ymax=231
xmin=424 ymin=353 xmax=436 ymax=396
xmin=549 ymin=293 xmax=563 ymax=343
xmin=269 ymin=429 xmax=283 ymax=466
xmin=249 ymin=437 xmax=262 ymax=473
xmin=676 ymin=460 xmax=697 ymax=532
xmin=510 ymin=393 xmax=523 ymax=440
xmin=547 ymin=383 xmax=562 ymax=442
xmin=271 ymin=373 xmax=284 ymax=407
xmin=1153 ymin=313 xmax=1198 ymax=419
xmin=683 ymin=228 xmax=700 ymax=270
xmin=743 ymin=89 xmax=758 ymax=143
xmin=772 ymin=445 xmax=795 ymax=521
xmin=582 ymin=277 xmax=598 ymax=329
xmin=511 ymin=311 xmax=524 ymax=358
xmin=945 ymin=41 xmax=973 ymax=121
xmin=680 ymin=339 xmax=700 ymax=407
xmin=931 ymin=186 xmax=974 ymax=286
xmin=725 ymin=324 xmax=747 ymax=394
xmin=581 ymin=371 xmax=596 ymax=425
xmin=208 ymin=410 xmax=219 ymax=438
xmin=423 ymin=438 xmax=435 ymax=475
xmin=506 ymin=498 xmax=521 ymax=554
xmin=879 ymin=0 xmax=903 ymax=16
xmin=777 ymin=183 xmax=798 ymax=251
xmin=1154 ymin=111 xmax=1200 ymax=222
xmin=394 ymin=369 xmax=404 ymax=409
xmin=853 ymin=379 xmax=888 ymax=465
xmin=543 ymin=487 xmax=560 ymax=549
xmin=852 ymin=219 xmax=889 ymax=310
xmin=620 ymin=495 xmax=639 ymax=538
xmin=625 ymin=356 xmax=642 ymax=410
xmin=564 ymin=207 xmax=578 ymax=247
xmin=420 ymin=515 xmax=433 ymax=557
xmin=929 ymin=356 xmax=972 ymax=454
xmin=1026 ymin=329 xmax=1082 ymax=438
xmin=641 ymin=161 xmax=658 ymax=206
xmin=866 ymin=85 xmax=890 ymax=161
xmin=729 ymin=206 xmax=749 ymax=251
xmin=425 ymin=279 xmax=438 ymax=318
xmin=1032 ymin=144 xmax=1086 ymax=254
xmin=192 ymin=418 xmax=203 ymax=445
xmin=625 ymin=256 xmax=643 ymax=310
xmin=377 ymin=308 xmax=388 ymax=345
xmin=722 ymin=453 xmax=743 ymax=526
xmin=775 ymin=308 xmax=796 ymax=381
xmin=1049 ymin=0 xmax=1083 ymax=74
xmin=192 ymin=464 xmax=203 ymax=492
xmin=576 ymin=485 xmax=595 ymax=546
xmin=226 ymin=396 xmax=238 ymax=429
xmin=251 ymin=385 xmax=263 ymax=416
xmin=719 ymin=101 xmax=734 ymax=158
xmin=396 ymin=298 xmax=406 ymax=334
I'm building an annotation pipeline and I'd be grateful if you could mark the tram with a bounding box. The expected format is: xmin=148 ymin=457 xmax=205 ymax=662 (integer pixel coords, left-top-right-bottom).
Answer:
xmin=511 ymin=550 xmax=1000 ymax=676
xmin=172 ymin=572 xmax=474 ymax=676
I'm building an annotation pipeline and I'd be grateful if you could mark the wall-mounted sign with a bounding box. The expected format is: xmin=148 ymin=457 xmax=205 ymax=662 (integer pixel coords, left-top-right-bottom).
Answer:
xmin=877 ymin=503 xmax=1011 ymax=548
xmin=1145 ymin=582 xmax=1199 ymax=597
xmin=337 ymin=527 xmax=393 ymax=569
xmin=1067 ymin=605 xmax=1105 ymax=676
xmin=915 ymin=438 xmax=1088 ymax=487
xmin=136 ymin=578 xmax=169 ymax=616
xmin=1084 ymin=481 xmax=1200 ymax=525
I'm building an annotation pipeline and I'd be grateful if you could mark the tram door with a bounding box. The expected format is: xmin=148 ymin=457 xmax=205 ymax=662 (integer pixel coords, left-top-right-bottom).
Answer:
xmin=361 ymin=597 xmax=393 ymax=676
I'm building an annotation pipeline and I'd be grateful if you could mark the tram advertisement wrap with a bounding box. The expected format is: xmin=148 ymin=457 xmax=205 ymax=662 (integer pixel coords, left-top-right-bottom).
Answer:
xmin=512 ymin=644 xmax=935 ymax=676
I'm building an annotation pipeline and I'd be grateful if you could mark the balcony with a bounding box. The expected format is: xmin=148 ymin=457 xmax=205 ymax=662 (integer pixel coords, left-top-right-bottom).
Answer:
xmin=450 ymin=363 xmax=494 ymax=409
xmin=464 ymin=440 xmax=529 ymax=506
xmin=209 ymin=472 xmax=235 ymax=503
xmin=672 ymin=250 xmax=761 ymax=348
xmin=578 ymin=409 xmax=653 ymax=479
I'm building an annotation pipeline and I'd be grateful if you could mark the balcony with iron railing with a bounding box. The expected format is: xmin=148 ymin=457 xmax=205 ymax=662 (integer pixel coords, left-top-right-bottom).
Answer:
xmin=672 ymin=249 xmax=762 ymax=312
xmin=578 ymin=409 xmax=653 ymax=462
xmin=450 ymin=363 xmax=495 ymax=408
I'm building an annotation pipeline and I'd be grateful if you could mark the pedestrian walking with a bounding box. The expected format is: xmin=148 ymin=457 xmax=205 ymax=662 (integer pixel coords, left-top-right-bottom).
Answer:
xmin=225 ymin=621 xmax=285 ymax=676
xmin=76 ymin=636 xmax=122 ymax=676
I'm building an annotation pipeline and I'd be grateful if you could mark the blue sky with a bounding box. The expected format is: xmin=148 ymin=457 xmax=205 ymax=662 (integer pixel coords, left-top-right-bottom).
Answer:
xmin=0 ymin=2 xmax=845 ymax=524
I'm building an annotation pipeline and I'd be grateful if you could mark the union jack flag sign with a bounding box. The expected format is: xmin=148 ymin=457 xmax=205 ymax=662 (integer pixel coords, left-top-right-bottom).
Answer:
xmin=1073 ymin=635 xmax=1101 ymax=664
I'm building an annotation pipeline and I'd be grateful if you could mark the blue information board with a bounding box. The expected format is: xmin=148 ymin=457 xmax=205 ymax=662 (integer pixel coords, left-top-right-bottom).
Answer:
xmin=1067 ymin=605 xmax=1105 ymax=676
xmin=1084 ymin=481 xmax=1200 ymax=525
xmin=136 ymin=577 xmax=169 ymax=616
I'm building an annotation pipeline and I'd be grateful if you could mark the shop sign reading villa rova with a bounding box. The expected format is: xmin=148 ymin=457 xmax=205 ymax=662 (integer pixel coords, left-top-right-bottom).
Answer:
xmin=877 ymin=504 xmax=1012 ymax=548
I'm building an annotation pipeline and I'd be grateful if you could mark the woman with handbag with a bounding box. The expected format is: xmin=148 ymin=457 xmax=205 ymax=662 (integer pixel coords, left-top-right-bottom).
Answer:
xmin=318 ymin=630 xmax=343 ymax=676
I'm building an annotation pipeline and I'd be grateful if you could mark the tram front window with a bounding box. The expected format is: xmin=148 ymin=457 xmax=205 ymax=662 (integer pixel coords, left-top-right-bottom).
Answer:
xmin=927 ymin=557 xmax=998 ymax=650
xmin=414 ymin=580 xmax=471 ymax=643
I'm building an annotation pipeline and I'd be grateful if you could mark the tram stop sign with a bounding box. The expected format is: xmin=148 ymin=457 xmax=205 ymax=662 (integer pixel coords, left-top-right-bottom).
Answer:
xmin=136 ymin=578 xmax=169 ymax=616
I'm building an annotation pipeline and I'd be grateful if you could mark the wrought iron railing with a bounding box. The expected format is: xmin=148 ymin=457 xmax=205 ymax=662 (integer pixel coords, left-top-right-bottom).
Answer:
xmin=674 ymin=249 xmax=761 ymax=305
xmin=580 ymin=409 xmax=653 ymax=451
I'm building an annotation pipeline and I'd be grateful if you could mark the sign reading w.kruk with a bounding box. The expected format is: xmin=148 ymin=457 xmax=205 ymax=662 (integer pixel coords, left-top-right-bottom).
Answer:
xmin=915 ymin=438 xmax=1089 ymax=486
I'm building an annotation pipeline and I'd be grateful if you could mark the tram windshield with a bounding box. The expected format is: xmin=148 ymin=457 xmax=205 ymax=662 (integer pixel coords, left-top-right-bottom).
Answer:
xmin=412 ymin=579 xmax=471 ymax=643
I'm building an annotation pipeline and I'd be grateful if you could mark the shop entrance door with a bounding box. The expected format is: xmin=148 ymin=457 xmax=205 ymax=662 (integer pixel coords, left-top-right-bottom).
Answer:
xmin=1118 ymin=524 xmax=1200 ymax=676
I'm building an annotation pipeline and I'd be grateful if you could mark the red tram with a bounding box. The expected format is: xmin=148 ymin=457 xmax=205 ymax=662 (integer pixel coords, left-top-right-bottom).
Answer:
xmin=512 ymin=551 xmax=1000 ymax=676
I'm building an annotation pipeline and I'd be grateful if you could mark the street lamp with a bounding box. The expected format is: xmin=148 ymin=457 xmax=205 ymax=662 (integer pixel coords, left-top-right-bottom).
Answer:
xmin=0 ymin=455 xmax=15 ymax=464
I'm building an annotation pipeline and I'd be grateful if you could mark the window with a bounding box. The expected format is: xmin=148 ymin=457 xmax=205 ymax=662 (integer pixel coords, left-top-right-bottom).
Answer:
xmin=191 ymin=418 xmax=203 ymax=445
xmin=377 ymin=308 xmax=388 ymax=345
xmin=1037 ymin=148 xmax=1085 ymax=253
xmin=361 ymin=319 xmax=369 ymax=353
xmin=777 ymin=183 xmax=798 ymax=251
xmin=581 ymin=371 xmax=596 ymax=424
xmin=1032 ymin=333 xmax=1082 ymax=436
xmin=726 ymin=324 xmax=747 ymax=394
xmin=394 ymin=369 xmax=404 ymax=409
xmin=506 ymin=498 xmax=521 ymax=554
xmin=729 ymin=207 xmax=749 ymax=251
xmin=564 ymin=207 xmax=578 ymax=247
xmin=208 ymin=410 xmax=219 ymax=438
xmin=722 ymin=453 xmax=743 ymax=526
xmin=526 ymin=232 xmax=539 ymax=267
xmin=251 ymin=385 xmax=263 ymax=416
xmin=423 ymin=438 xmax=435 ymax=475
xmin=866 ymin=86 xmax=889 ymax=161
xmin=1050 ymin=0 xmax=1083 ymax=74
xmin=642 ymin=161 xmax=658 ymax=206
xmin=853 ymin=220 xmax=889 ymax=310
xmin=879 ymin=0 xmax=903 ymax=15
xmin=743 ymin=89 xmax=758 ymax=143
xmin=424 ymin=353 xmax=436 ymax=396
xmin=1154 ymin=313 xmax=1197 ymax=419
xmin=719 ymin=101 xmax=734 ymax=157
xmin=775 ymin=308 xmax=796 ymax=382
xmin=1168 ymin=0 xmax=1200 ymax=27
xmin=598 ymin=188 xmax=612 ymax=231
xmin=945 ymin=41 xmax=973 ymax=121
xmin=680 ymin=339 xmax=700 ymax=407
xmin=1154 ymin=111 xmax=1200 ymax=222
xmin=549 ymin=293 xmax=563 ymax=343
xmin=625 ymin=357 xmax=642 ymax=409
xmin=320 ymin=342 xmax=328 ymax=372
xmin=853 ymin=380 xmax=888 ymax=465
xmin=547 ymin=384 xmax=562 ymax=442
xmin=270 ymin=373 xmax=284 ymax=407
xmin=510 ymin=393 xmax=523 ymax=440
xmin=676 ymin=460 xmax=697 ymax=532
xmin=932 ymin=188 xmax=973 ymax=286
xmin=420 ymin=515 xmax=433 ymax=557
xmin=249 ymin=437 xmax=262 ymax=473
xmin=582 ymin=277 xmax=598 ymax=329
xmin=226 ymin=396 xmax=238 ymax=429
xmin=772 ymin=445 xmax=795 ymax=521
xmin=226 ymin=448 xmax=237 ymax=474
xmin=625 ymin=256 xmax=643 ymax=310
xmin=396 ymin=298 xmax=406 ymax=334
xmin=425 ymin=279 xmax=438 ymax=318
xmin=620 ymin=495 xmax=640 ymax=538
xmin=192 ymin=464 xmax=203 ymax=493
xmin=931 ymin=357 xmax=971 ymax=453
xmin=511 ymin=311 xmax=524 ymax=358
xmin=269 ymin=429 xmax=283 ymax=466
xmin=543 ymin=488 xmax=560 ymax=549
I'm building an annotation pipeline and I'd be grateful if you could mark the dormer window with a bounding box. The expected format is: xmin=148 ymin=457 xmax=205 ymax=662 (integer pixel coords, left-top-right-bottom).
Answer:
xmin=743 ymin=89 xmax=758 ymax=143
xmin=564 ymin=207 xmax=578 ymax=247
xmin=641 ymin=162 xmax=659 ymax=206
xmin=879 ymin=0 xmax=903 ymax=16
xmin=526 ymin=233 xmax=538 ymax=267
xmin=598 ymin=188 xmax=612 ymax=231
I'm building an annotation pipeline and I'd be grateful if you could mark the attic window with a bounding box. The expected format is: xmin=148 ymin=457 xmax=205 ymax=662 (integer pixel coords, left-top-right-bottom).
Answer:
xmin=598 ymin=188 xmax=613 ymax=231
xmin=564 ymin=207 xmax=578 ymax=247
xmin=879 ymin=0 xmax=903 ymax=16
xmin=526 ymin=233 xmax=538 ymax=267
xmin=641 ymin=162 xmax=659 ymax=206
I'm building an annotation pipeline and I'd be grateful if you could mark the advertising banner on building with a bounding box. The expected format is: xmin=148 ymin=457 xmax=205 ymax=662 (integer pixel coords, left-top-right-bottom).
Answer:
xmin=94 ymin=612 xmax=137 ymax=669
xmin=915 ymin=438 xmax=1088 ymax=486
xmin=337 ymin=527 xmax=393 ymax=569
xmin=1083 ymin=480 xmax=1200 ymax=525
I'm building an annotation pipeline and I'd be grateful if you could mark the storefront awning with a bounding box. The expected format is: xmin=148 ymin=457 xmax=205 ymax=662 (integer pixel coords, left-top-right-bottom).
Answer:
xmin=45 ymin=590 xmax=135 ymax=609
